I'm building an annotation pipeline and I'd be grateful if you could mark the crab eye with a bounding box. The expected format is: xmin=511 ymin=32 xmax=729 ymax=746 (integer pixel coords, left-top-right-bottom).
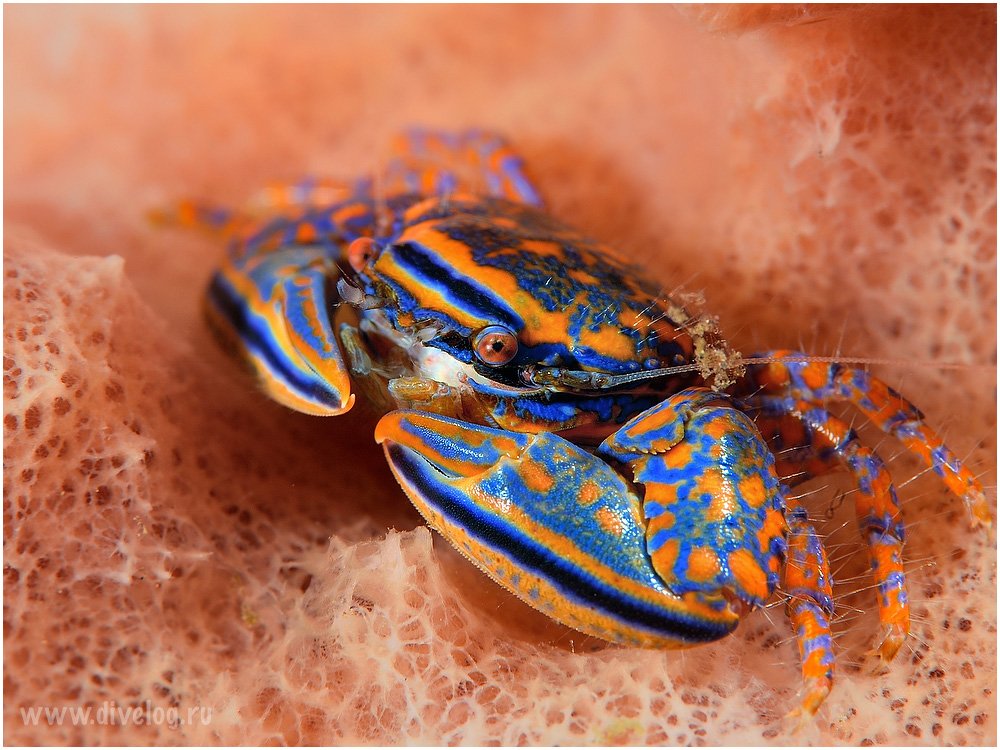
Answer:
xmin=472 ymin=326 xmax=518 ymax=366
xmin=347 ymin=237 xmax=378 ymax=272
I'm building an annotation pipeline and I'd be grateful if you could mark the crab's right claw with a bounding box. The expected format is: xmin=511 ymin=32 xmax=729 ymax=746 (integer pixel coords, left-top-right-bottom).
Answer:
xmin=598 ymin=388 xmax=836 ymax=719
xmin=375 ymin=409 xmax=741 ymax=648
xmin=206 ymin=250 xmax=354 ymax=416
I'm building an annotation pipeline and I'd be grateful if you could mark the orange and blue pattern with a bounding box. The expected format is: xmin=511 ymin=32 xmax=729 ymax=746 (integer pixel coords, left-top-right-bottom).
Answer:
xmin=173 ymin=129 xmax=992 ymax=718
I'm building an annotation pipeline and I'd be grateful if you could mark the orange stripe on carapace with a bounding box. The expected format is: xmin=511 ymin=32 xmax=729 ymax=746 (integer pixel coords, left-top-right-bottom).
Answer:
xmin=379 ymin=209 xmax=683 ymax=360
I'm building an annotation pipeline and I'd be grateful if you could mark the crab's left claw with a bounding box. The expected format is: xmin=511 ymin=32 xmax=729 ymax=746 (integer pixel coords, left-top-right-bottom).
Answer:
xmin=374 ymin=410 xmax=742 ymax=648
xmin=206 ymin=249 xmax=355 ymax=416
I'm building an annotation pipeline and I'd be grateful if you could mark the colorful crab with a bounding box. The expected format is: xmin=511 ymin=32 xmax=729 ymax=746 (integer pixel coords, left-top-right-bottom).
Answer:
xmin=175 ymin=129 xmax=991 ymax=717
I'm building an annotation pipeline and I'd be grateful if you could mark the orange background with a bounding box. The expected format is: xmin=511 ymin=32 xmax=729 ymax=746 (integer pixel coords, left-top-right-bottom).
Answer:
xmin=4 ymin=4 xmax=996 ymax=744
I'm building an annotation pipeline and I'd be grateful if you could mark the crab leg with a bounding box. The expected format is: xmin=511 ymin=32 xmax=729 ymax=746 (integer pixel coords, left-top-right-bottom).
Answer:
xmin=743 ymin=350 xmax=992 ymax=527
xmin=751 ymin=412 xmax=839 ymax=485
xmin=752 ymin=404 xmax=910 ymax=662
xmin=783 ymin=495 xmax=836 ymax=718
xmin=384 ymin=128 xmax=544 ymax=207
xmin=249 ymin=178 xmax=354 ymax=213
xmin=375 ymin=409 xmax=743 ymax=648
xmin=148 ymin=199 xmax=249 ymax=236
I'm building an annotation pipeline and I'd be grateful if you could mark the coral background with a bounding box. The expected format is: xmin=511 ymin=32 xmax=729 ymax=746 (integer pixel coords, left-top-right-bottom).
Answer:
xmin=4 ymin=4 xmax=996 ymax=745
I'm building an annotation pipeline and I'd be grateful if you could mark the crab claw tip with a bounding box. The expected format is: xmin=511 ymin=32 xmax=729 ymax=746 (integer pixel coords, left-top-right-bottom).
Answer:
xmin=375 ymin=410 xmax=529 ymax=479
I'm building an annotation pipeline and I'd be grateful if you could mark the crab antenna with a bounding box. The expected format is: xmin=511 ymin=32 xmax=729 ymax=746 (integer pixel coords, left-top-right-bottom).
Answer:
xmin=524 ymin=353 xmax=992 ymax=392
xmin=524 ymin=363 xmax=704 ymax=390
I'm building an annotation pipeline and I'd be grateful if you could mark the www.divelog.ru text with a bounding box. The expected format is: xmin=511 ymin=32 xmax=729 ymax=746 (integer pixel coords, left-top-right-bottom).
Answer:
xmin=19 ymin=700 xmax=212 ymax=729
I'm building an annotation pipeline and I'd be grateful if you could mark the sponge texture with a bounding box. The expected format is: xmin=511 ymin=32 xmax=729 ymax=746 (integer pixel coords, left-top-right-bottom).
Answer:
xmin=4 ymin=5 xmax=995 ymax=744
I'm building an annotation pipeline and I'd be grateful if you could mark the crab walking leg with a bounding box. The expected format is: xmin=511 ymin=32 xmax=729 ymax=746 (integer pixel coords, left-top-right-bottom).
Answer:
xmin=744 ymin=350 xmax=992 ymax=527
xmin=751 ymin=413 xmax=840 ymax=487
xmin=739 ymin=408 xmax=838 ymax=714
xmin=375 ymin=409 xmax=743 ymax=648
xmin=250 ymin=178 xmax=354 ymax=214
xmin=754 ymin=397 xmax=909 ymax=662
xmin=154 ymin=183 xmax=357 ymax=233
xmin=783 ymin=497 xmax=836 ymax=718
xmin=148 ymin=199 xmax=251 ymax=237
xmin=385 ymin=128 xmax=544 ymax=207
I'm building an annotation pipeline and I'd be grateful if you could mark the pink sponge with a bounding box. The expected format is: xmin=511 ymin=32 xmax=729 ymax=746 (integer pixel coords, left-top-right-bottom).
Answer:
xmin=4 ymin=4 xmax=995 ymax=744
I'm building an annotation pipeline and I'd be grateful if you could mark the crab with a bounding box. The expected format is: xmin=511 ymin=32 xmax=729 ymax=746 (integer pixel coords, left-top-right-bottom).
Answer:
xmin=173 ymin=129 xmax=991 ymax=717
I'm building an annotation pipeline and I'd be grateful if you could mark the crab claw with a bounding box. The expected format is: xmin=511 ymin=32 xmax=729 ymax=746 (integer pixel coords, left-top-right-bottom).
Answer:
xmin=375 ymin=410 xmax=741 ymax=648
xmin=207 ymin=250 xmax=355 ymax=416
xmin=597 ymin=388 xmax=788 ymax=612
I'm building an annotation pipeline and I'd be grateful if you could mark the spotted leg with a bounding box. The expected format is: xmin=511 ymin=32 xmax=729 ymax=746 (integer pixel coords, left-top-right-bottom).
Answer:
xmin=743 ymin=351 xmax=992 ymax=527
xmin=783 ymin=492 xmax=836 ymax=719
xmin=382 ymin=128 xmax=544 ymax=206
xmin=752 ymin=406 xmax=910 ymax=662
xmin=751 ymin=411 xmax=839 ymax=490
xmin=249 ymin=177 xmax=355 ymax=214
xmin=158 ymin=184 xmax=358 ymax=233
xmin=750 ymin=413 xmax=841 ymax=715
xmin=148 ymin=200 xmax=251 ymax=237
xmin=741 ymin=352 xmax=993 ymax=663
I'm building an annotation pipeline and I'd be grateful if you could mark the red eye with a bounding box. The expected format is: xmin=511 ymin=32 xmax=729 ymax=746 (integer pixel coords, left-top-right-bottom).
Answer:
xmin=347 ymin=237 xmax=377 ymax=272
xmin=473 ymin=326 xmax=518 ymax=366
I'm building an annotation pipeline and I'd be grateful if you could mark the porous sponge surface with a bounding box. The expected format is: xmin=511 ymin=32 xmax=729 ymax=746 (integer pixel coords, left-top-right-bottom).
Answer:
xmin=4 ymin=4 xmax=996 ymax=745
